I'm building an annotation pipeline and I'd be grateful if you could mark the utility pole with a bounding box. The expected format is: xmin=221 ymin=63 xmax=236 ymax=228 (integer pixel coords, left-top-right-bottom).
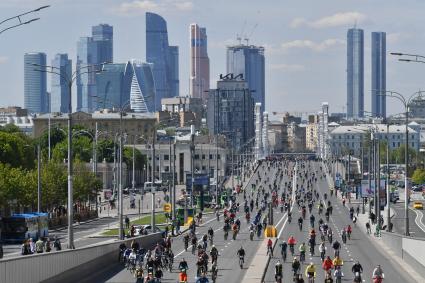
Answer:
xmin=152 ymin=132 xmax=156 ymax=231
xmin=377 ymin=135 xmax=381 ymax=227
xmin=94 ymin=122 xmax=98 ymax=213
xmin=216 ymin=135 xmax=219 ymax=207
xmin=368 ymin=138 xmax=372 ymax=215
xmin=386 ymin=123 xmax=391 ymax=231
xmin=118 ymin=112 xmax=124 ymax=240
xmin=37 ymin=144 xmax=41 ymax=213
xmin=172 ymin=138 xmax=176 ymax=221
xmin=132 ymin=136 xmax=136 ymax=193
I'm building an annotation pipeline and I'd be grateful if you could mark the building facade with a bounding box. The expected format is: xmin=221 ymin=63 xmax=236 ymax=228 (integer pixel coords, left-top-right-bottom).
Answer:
xmin=77 ymin=24 xmax=113 ymax=113
xmin=371 ymin=32 xmax=386 ymax=118
xmin=190 ymin=24 xmax=210 ymax=102
xmin=329 ymin=124 xmax=420 ymax=157
xmin=226 ymin=44 xmax=265 ymax=113
xmin=96 ymin=60 xmax=156 ymax=113
xmin=32 ymin=111 xmax=156 ymax=139
xmin=287 ymin=123 xmax=307 ymax=152
xmin=347 ymin=28 xmax=364 ymax=119
xmin=51 ymin=54 xmax=72 ymax=113
xmin=24 ymin=52 xmax=47 ymax=114
xmin=146 ymin=12 xmax=179 ymax=111
xmin=207 ymin=77 xmax=255 ymax=150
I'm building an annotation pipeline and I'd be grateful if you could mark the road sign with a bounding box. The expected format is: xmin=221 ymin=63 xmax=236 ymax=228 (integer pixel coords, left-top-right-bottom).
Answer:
xmin=163 ymin=203 xmax=172 ymax=213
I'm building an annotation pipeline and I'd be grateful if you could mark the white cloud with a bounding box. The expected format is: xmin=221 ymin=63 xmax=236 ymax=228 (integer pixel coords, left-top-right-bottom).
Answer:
xmin=0 ymin=56 xmax=8 ymax=64
xmin=113 ymin=0 xmax=193 ymax=16
xmin=290 ymin=12 xmax=367 ymax=29
xmin=281 ymin=39 xmax=345 ymax=52
xmin=269 ymin=63 xmax=305 ymax=72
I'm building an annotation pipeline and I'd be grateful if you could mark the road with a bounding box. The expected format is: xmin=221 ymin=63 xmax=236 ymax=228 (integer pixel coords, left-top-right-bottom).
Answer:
xmin=391 ymin=197 xmax=425 ymax=238
xmin=88 ymin=160 xmax=296 ymax=283
xmin=264 ymin=161 xmax=416 ymax=283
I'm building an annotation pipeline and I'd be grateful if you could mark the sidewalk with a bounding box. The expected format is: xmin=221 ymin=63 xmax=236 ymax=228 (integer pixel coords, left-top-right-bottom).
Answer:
xmin=242 ymin=238 xmax=274 ymax=283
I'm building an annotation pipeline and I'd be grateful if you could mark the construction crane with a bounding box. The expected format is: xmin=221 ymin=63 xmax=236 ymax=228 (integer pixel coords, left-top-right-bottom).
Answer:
xmin=236 ymin=20 xmax=246 ymax=45
xmin=244 ymin=23 xmax=258 ymax=46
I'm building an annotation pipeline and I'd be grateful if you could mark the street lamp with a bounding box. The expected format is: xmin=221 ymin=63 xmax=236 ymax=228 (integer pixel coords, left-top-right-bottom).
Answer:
xmin=0 ymin=5 xmax=49 ymax=35
xmin=376 ymin=90 xmax=425 ymax=236
xmin=32 ymin=61 xmax=108 ymax=248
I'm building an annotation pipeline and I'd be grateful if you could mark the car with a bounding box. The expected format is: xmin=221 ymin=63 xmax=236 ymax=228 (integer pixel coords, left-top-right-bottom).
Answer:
xmin=134 ymin=225 xmax=163 ymax=235
xmin=412 ymin=185 xmax=424 ymax=192
xmin=413 ymin=201 xmax=423 ymax=210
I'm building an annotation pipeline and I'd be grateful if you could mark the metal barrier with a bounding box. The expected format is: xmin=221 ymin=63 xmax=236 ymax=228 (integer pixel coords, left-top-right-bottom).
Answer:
xmin=0 ymin=233 xmax=162 ymax=283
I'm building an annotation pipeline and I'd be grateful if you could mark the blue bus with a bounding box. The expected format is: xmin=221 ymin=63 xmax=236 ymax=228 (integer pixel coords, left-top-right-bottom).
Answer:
xmin=1 ymin=213 xmax=49 ymax=243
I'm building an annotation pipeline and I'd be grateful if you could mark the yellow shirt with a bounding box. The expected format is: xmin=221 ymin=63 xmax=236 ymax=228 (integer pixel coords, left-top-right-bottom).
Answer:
xmin=305 ymin=265 xmax=316 ymax=276
xmin=333 ymin=257 xmax=344 ymax=266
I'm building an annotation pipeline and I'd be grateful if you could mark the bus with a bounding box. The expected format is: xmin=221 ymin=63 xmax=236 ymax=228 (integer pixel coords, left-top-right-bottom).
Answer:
xmin=1 ymin=213 xmax=49 ymax=243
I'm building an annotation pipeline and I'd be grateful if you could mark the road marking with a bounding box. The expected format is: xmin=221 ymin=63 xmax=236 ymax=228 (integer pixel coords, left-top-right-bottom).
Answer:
xmin=411 ymin=208 xmax=425 ymax=233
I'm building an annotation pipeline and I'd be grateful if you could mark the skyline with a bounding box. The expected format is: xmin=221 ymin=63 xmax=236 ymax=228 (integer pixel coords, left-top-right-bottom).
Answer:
xmin=1 ymin=0 xmax=425 ymax=117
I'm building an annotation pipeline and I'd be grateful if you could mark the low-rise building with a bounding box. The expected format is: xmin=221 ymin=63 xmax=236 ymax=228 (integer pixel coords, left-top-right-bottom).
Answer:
xmin=32 ymin=110 xmax=157 ymax=138
xmin=287 ymin=122 xmax=307 ymax=152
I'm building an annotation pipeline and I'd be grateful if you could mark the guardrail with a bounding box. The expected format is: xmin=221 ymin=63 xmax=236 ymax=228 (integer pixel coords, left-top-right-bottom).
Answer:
xmin=0 ymin=233 xmax=162 ymax=283
xmin=381 ymin=231 xmax=425 ymax=277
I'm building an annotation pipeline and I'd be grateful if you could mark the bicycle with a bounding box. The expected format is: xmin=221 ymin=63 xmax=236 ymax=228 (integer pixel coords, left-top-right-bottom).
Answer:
xmin=239 ymin=255 xmax=244 ymax=268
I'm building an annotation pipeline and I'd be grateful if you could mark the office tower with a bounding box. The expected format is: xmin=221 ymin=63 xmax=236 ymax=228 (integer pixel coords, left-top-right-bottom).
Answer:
xmin=96 ymin=60 xmax=156 ymax=113
xmin=347 ymin=28 xmax=364 ymax=119
xmin=51 ymin=54 xmax=72 ymax=113
xmin=24 ymin=52 xmax=47 ymax=113
xmin=146 ymin=12 xmax=179 ymax=110
xmin=207 ymin=75 xmax=255 ymax=150
xmin=190 ymin=24 xmax=210 ymax=101
xmin=371 ymin=32 xmax=386 ymax=118
xmin=226 ymin=44 xmax=265 ymax=113
xmin=77 ymin=24 xmax=113 ymax=113
xmin=168 ymin=46 xmax=179 ymax=97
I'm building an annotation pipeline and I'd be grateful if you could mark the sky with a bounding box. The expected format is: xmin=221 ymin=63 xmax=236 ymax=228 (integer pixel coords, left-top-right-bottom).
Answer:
xmin=1 ymin=0 xmax=425 ymax=118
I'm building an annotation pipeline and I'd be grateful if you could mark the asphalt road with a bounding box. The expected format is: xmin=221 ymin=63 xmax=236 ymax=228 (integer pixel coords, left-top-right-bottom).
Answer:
xmin=264 ymin=161 xmax=416 ymax=283
xmin=90 ymin=161 xmax=296 ymax=283
xmin=391 ymin=201 xmax=425 ymax=238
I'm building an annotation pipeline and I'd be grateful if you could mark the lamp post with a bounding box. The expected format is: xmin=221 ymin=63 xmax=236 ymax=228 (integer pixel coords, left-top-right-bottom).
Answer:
xmin=376 ymin=90 xmax=425 ymax=236
xmin=0 ymin=5 xmax=49 ymax=35
xmin=33 ymin=62 xmax=107 ymax=248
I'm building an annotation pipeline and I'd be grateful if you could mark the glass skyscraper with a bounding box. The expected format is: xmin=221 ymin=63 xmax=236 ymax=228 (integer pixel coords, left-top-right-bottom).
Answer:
xmin=51 ymin=54 xmax=72 ymax=113
xmin=77 ymin=24 xmax=113 ymax=113
xmin=371 ymin=32 xmax=386 ymax=118
xmin=347 ymin=28 xmax=364 ymax=119
xmin=190 ymin=24 xmax=209 ymax=102
xmin=146 ymin=12 xmax=179 ymax=111
xmin=226 ymin=44 xmax=265 ymax=113
xmin=96 ymin=60 xmax=156 ymax=113
xmin=24 ymin=52 xmax=47 ymax=114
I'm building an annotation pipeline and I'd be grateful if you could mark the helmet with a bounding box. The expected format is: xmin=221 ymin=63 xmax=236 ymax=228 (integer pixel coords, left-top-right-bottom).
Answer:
xmin=212 ymin=245 xmax=215 ymax=248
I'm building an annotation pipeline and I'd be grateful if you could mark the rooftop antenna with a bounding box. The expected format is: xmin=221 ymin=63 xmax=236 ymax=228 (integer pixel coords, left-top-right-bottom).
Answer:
xmin=244 ymin=23 xmax=258 ymax=46
xmin=237 ymin=20 xmax=246 ymax=45
xmin=354 ymin=19 xmax=357 ymax=29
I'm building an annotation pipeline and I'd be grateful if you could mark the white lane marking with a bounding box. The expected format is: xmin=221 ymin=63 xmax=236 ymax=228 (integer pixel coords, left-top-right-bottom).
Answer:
xmin=411 ymin=208 xmax=425 ymax=233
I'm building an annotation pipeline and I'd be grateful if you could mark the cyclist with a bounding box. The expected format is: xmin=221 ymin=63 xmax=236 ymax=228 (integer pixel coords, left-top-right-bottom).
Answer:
xmin=267 ymin=238 xmax=274 ymax=256
xmin=179 ymin=258 xmax=188 ymax=271
xmin=346 ymin=225 xmax=352 ymax=239
xmin=352 ymin=260 xmax=363 ymax=274
xmin=195 ymin=272 xmax=209 ymax=283
xmin=308 ymin=237 xmax=315 ymax=256
xmin=318 ymin=241 xmax=326 ymax=261
xmin=310 ymin=214 xmax=316 ymax=228
xmin=292 ymin=257 xmax=301 ymax=276
xmin=288 ymin=235 xmax=297 ymax=255
xmin=298 ymin=216 xmax=304 ymax=230
xmin=279 ymin=240 xmax=288 ymax=261
xmin=324 ymin=273 xmax=333 ymax=283
xmin=332 ymin=240 xmax=340 ymax=257
xmin=305 ymin=262 xmax=316 ymax=282
xmin=299 ymin=242 xmax=306 ymax=262
xmin=332 ymin=255 xmax=344 ymax=270
xmin=210 ymin=245 xmax=219 ymax=264
xmin=237 ymin=246 xmax=245 ymax=267
xmin=275 ymin=260 xmax=283 ymax=282
xmin=183 ymin=234 xmax=190 ymax=251
xmin=208 ymin=227 xmax=214 ymax=241
xmin=372 ymin=265 xmax=384 ymax=283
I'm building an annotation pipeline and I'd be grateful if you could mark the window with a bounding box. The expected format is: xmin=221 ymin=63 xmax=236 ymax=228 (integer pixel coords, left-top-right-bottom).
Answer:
xmin=202 ymin=166 xmax=206 ymax=171
xmin=209 ymin=154 xmax=213 ymax=160
xmin=164 ymin=155 xmax=169 ymax=161
xmin=165 ymin=166 xmax=169 ymax=172
xmin=194 ymin=154 xmax=200 ymax=160
xmin=202 ymin=154 xmax=206 ymax=160
xmin=393 ymin=142 xmax=396 ymax=147
xmin=412 ymin=142 xmax=415 ymax=147
xmin=217 ymin=154 xmax=221 ymax=160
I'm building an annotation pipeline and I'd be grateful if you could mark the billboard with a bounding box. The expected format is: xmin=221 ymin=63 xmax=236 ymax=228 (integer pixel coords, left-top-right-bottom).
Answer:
xmin=361 ymin=179 xmax=386 ymax=198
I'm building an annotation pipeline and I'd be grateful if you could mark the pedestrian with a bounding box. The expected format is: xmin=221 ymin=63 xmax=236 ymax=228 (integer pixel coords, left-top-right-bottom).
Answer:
xmin=29 ymin=238 xmax=35 ymax=254
xmin=0 ymin=241 xmax=3 ymax=259
xmin=356 ymin=206 xmax=360 ymax=216
xmin=45 ymin=238 xmax=51 ymax=252
xmin=54 ymin=236 xmax=62 ymax=251
xmin=176 ymin=218 xmax=181 ymax=234
xmin=36 ymin=237 xmax=44 ymax=253
xmin=165 ymin=225 xmax=169 ymax=237
xmin=370 ymin=212 xmax=376 ymax=225
xmin=125 ymin=216 xmax=130 ymax=229
xmin=21 ymin=240 xmax=29 ymax=255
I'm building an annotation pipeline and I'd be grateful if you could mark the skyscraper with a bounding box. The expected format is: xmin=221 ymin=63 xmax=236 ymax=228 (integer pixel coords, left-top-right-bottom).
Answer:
xmin=190 ymin=24 xmax=210 ymax=101
xmin=51 ymin=54 xmax=72 ymax=113
xmin=24 ymin=52 xmax=47 ymax=113
xmin=226 ymin=44 xmax=265 ymax=113
xmin=96 ymin=60 xmax=156 ymax=113
xmin=371 ymin=32 xmax=386 ymax=118
xmin=146 ymin=12 xmax=179 ymax=111
xmin=347 ymin=28 xmax=364 ymax=119
xmin=77 ymin=24 xmax=113 ymax=113
xmin=168 ymin=46 xmax=179 ymax=97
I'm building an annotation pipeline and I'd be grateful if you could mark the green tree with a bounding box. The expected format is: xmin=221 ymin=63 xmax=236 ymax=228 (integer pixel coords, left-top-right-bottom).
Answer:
xmin=0 ymin=131 xmax=35 ymax=169
xmin=41 ymin=161 xmax=67 ymax=210
xmin=412 ymin=169 xmax=425 ymax=185
xmin=123 ymin=146 xmax=146 ymax=170
xmin=73 ymin=159 xmax=102 ymax=203
xmin=96 ymin=139 xmax=115 ymax=163
xmin=52 ymin=135 xmax=93 ymax=163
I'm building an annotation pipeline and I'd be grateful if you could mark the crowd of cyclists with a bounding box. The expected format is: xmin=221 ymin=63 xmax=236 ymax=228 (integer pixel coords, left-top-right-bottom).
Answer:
xmin=115 ymin=157 xmax=386 ymax=283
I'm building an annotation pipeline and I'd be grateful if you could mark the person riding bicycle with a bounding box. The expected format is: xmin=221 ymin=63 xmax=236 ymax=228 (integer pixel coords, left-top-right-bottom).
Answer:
xmin=179 ymin=267 xmax=188 ymax=283
xmin=308 ymin=237 xmax=315 ymax=255
xmin=210 ymin=245 xmax=218 ymax=263
xmin=332 ymin=240 xmax=340 ymax=256
xmin=305 ymin=262 xmax=316 ymax=280
xmin=292 ymin=257 xmax=301 ymax=275
xmin=346 ymin=225 xmax=352 ymax=238
xmin=208 ymin=227 xmax=214 ymax=238
xmin=237 ymin=246 xmax=245 ymax=263
xmin=352 ymin=261 xmax=363 ymax=274
xmin=322 ymin=255 xmax=333 ymax=273
xmin=178 ymin=258 xmax=188 ymax=271
xmin=195 ymin=272 xmax=209 ymax=283
xmin=310 ymin=214 xmax=316 ymax=227
xmin=267 ymin=238 xmax=273 ymax=256
xmin=332 ymin=255 xmax=344 ymax=269
xmin=280 ymin=240 xmax=288 ymax=260
xmin=372 ymin=265 xmax=384 ymax=280
xmin=319 ymin=241 xmax=326 ymax=260
xmin=299 ymin=242 xmax=306 ymax=261
xmin=183 ymin=234 xmax=190 ymax=249
xmin=275 ymin=260 xmax=283 ymax=280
